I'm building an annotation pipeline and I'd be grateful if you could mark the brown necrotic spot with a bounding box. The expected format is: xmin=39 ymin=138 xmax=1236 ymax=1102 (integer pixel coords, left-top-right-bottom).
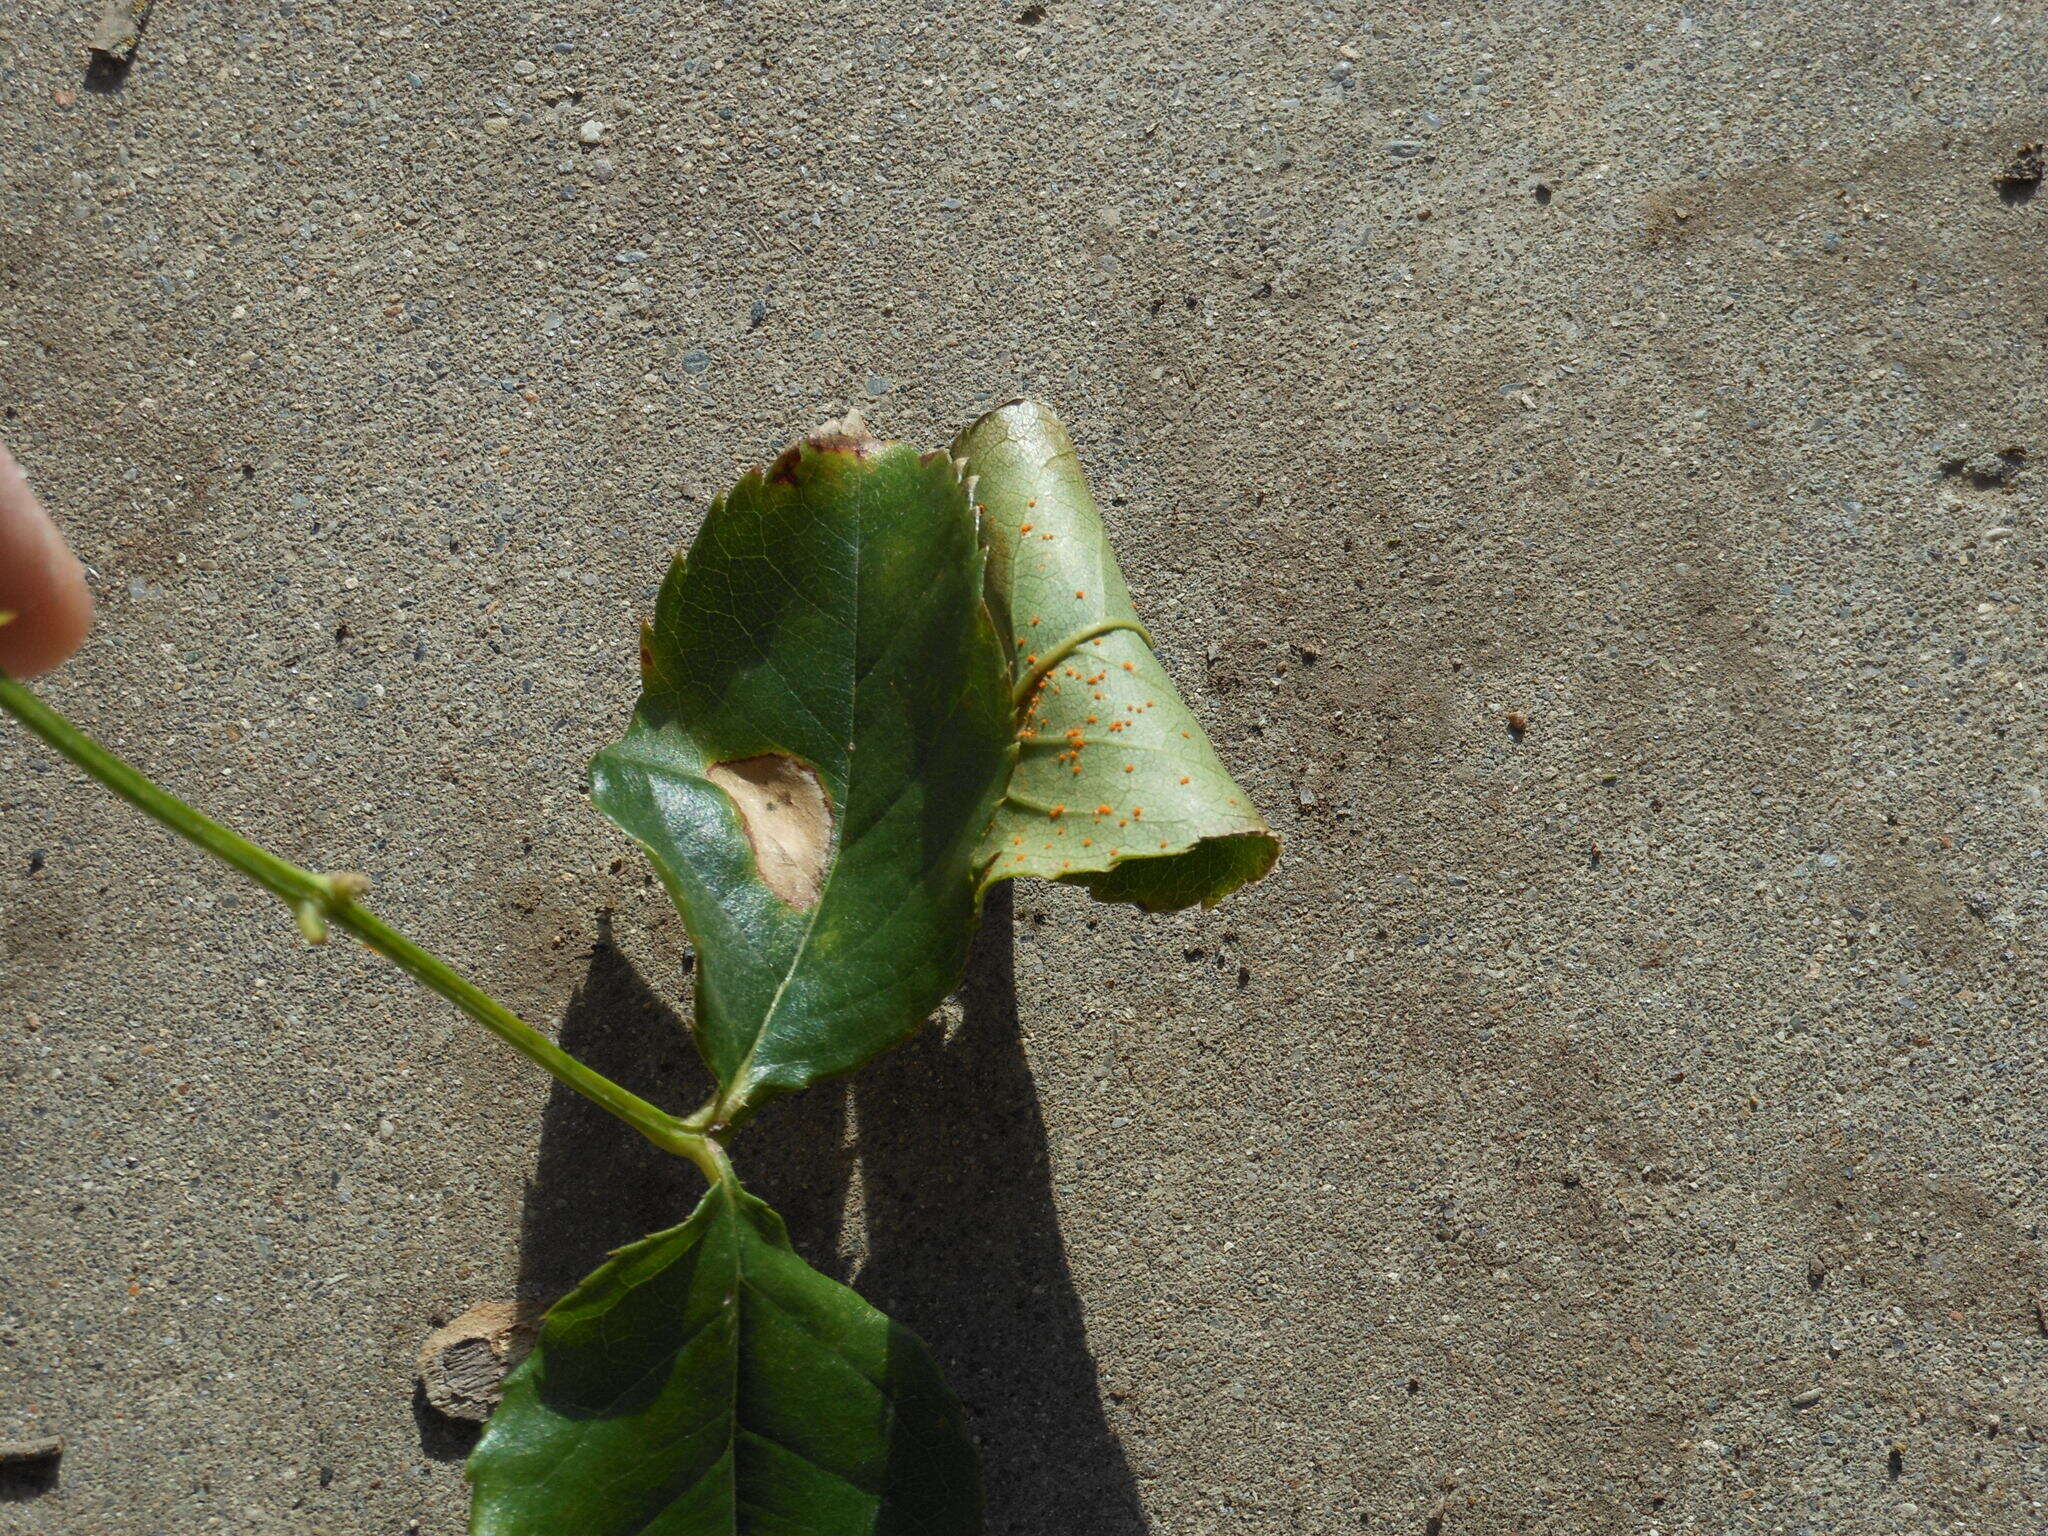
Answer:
xmin=707 ymin=753 xmax=833 ymax=908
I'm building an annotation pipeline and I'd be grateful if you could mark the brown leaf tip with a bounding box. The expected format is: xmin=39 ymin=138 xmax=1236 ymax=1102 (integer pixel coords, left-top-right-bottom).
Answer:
xmin=809 ymin=407 xmax=882 ymax=455
xmin=768 ymin=409 xmax=883 ymax=483
xmin=417 ymin=1300 xmax=549 ymax=1424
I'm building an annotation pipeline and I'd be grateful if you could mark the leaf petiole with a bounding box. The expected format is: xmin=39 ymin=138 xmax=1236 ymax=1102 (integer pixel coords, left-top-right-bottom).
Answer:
xmin=0 ymin=669 xmax=729 ymax=1186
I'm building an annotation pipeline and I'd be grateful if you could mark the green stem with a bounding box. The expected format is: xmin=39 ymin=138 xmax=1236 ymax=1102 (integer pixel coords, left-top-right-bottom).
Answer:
xmin=0 ymin=673 xmax=335 ymax=909
xmin=0 ymin=669 xmax=729 ymax=1186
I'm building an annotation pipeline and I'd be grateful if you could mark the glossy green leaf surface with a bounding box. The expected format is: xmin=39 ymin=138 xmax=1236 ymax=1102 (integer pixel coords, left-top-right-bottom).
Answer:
xmin=469 ymin=1181 xmax=982 ymax=1536
xmin=590 ymin=418 xmax=1014 ymax=1122
xmin=954 ymin=400 xmax=1278 ymax=911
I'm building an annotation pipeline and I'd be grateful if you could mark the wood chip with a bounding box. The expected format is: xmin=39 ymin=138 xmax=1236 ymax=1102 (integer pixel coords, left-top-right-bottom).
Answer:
xmin=416 ymin=1300 xmax=548 ymax=1423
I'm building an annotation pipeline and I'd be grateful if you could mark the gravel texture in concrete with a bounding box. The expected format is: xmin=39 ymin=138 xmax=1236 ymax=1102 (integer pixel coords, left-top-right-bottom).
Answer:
xmin=3 ymin=2 xmax=2046 ymax=1533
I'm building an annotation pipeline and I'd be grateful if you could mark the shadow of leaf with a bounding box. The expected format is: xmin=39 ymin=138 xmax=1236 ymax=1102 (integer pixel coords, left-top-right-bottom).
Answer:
xmin=411 ymin=1381 xmax=482 ymax=1465
xmin=514 ymin=914 xmax=853 ymax=1303
xmin=854 ymin=885 xmax=1150 ymax=1536
xmin=500 ymin=900 xmax=1145 ymax=1532
xmin=0 ymin=1463 xmax=59 ymax=1503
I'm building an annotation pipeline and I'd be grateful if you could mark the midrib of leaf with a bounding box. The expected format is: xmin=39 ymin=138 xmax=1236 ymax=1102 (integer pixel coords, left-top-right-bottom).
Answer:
xmin=508 ymin=1236 xmax=737 ymax=1522
xmin=1008 ymin=617 xmax=1152 ymax=709
xmin=514 ymin=1187 xmax=910 ymax=1536
xmin=724 ymin=1197 xmax=896 ymax=1532
xmin=712 ymin=492 xmax=862 ymax=1123
xmin=722 ymin=1191 xmax=745 ymax=1534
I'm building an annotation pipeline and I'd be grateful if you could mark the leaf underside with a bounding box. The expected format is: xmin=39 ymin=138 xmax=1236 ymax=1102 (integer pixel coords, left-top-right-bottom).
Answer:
xmin=588 ymin=421 xmax=1014 ymax=1122
xmin=468 ymin=1182 xmax=981 ymax=1536
xmin=953 ymin=400 xmax=1278 ymax=912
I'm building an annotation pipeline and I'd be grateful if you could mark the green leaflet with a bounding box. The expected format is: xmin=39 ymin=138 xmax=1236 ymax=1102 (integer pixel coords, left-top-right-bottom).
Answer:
xmin=589 ymin=417 xmax=1014 ymax=1124
xmin=953 ymin=400 xmax=1278 ymax=912
xmin=469 ymin=1181 xmax=982 ymax=1536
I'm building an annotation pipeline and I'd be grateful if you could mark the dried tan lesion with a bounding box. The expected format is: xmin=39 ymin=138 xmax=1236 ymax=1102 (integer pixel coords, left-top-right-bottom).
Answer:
xmin=707 ymin=753 xmax=833 ymax=909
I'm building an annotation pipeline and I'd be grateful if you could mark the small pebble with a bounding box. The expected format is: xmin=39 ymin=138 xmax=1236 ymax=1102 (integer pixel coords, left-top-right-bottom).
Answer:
xmin=511 ymin=58 xmax=537 ymax=78
xmin=681 ymin=350 xmax=712 ymax=375
xmin=1790 ymin=1387 xmax=1824 ymax=1408
xmin=0 ymin=1437 xmax=62 ymax=1470
xmin=578 ymin=120 xmax=606 ymax=145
